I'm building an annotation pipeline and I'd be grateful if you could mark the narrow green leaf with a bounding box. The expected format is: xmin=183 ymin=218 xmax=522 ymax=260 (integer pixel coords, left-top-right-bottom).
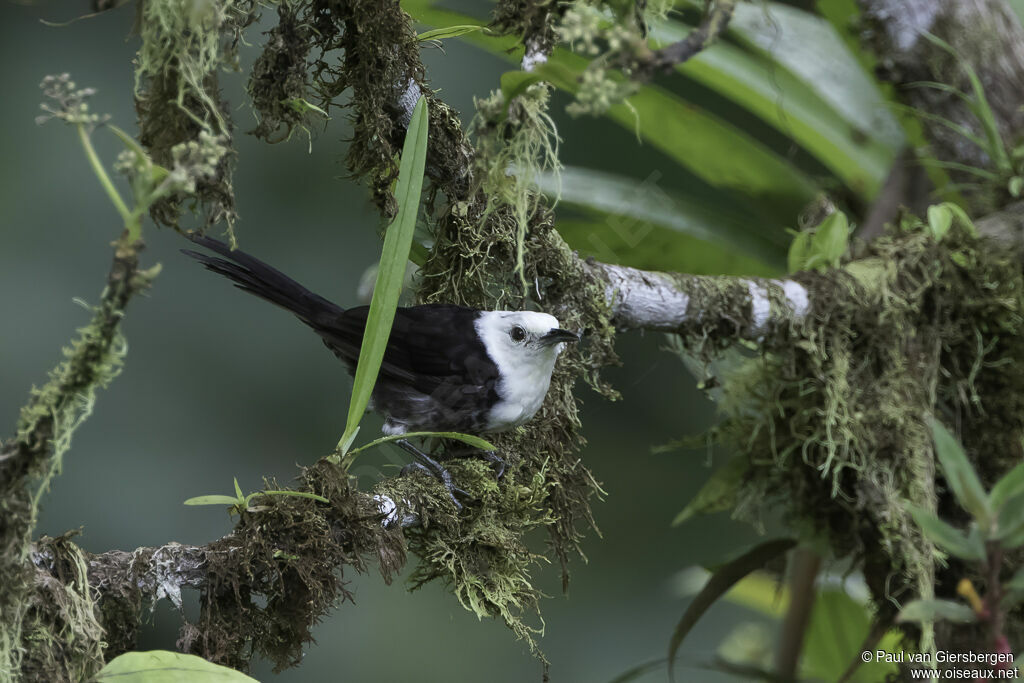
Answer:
xmin=606 ymin=658 xmax=667 ymax=683
xmin=907 ymin=504 xmax=986 ymax=561
xmin=672 ymin=456 xmax=749 ymax=526
xmin=667 ymin=539 xmax=796 ymax=682
xmin=183 ymin=495 xmax=243 ymax=507
xmin=652 ymin=11 xmax=898 ymax=199
xmin=929 ymin=418 xmax=991 ymax=525
xmin=348 ymin=431 xmax=496 ymax=457
xmin=990 ymin=461 xmax=1024 ymax=510
xmin=927 ymin=204 xmax=954 ymax=241
xmin=339 ymin=96 xmax=429 ymax=459
xmin=233 ymin=477 xmax=243 ymax=500
xmin=896 ymin=599 xmax=976 ymax=625
xmin=257 ymin=490 xmax=330 ymax=504
xmin=417 ymin=24 xmax=488 ymax=42
xmin=94 ymin=650 xmax=259 ymax=681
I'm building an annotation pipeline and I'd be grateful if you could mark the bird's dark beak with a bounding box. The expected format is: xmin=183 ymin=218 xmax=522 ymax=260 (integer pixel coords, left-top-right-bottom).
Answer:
xmin=540 ymin=328 xmax=581 ymax=346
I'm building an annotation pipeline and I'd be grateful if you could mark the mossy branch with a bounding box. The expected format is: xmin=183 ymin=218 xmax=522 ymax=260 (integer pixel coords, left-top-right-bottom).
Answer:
xmin=1 ymin=236 xmax=156 ymax=681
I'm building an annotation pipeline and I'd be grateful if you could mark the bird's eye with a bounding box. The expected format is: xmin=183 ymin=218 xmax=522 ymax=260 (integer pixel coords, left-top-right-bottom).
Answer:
xmin=509 ymin=325 xmax=527 ymax=343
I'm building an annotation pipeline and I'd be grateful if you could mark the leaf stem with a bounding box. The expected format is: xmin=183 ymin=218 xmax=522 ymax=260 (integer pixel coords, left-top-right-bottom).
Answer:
xmin=77 ymin=123 xmax=138 ymax=240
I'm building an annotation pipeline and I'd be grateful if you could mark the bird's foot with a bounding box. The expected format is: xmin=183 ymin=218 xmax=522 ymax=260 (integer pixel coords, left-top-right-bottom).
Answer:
xmin=481 ymin=451 xmax=506 ymax=480
xmin=396 ymin=439 xmax=466 ymax=510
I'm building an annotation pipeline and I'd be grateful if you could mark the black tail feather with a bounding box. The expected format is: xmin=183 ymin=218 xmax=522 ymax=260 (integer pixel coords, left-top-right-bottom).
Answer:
xmin=181 ymin=235 xmax=344 ymax=326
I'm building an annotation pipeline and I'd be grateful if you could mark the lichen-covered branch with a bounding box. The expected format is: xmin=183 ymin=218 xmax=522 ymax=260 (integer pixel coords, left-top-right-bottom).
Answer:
xmin=1 ymin=237 xmax=156 ymax=680
xmin=584 ymin=260 xmax=810 ymax=341
xmin=634 ymin=0 xmax=736 ymax=79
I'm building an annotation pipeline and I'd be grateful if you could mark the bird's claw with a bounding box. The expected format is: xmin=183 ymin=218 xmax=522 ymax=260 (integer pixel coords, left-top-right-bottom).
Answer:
xmin=396 ymin=440 xmax=466 ymax=510
xmin=481 ymin=450 xmax=506 ymax=480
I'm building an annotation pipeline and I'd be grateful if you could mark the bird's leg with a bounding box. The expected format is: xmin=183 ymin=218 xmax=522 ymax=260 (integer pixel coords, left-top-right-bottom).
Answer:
xmin=395 ymin=439 xmax=467 ymax=510
xmin=443 ymin=444 xmax=506 ymax=480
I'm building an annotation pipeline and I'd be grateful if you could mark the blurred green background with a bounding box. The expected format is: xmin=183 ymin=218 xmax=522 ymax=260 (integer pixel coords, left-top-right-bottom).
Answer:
xmin=0 ymin=2 xmax=778 ymax=681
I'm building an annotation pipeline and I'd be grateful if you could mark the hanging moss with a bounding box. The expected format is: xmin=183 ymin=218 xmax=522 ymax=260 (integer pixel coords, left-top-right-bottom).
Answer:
xmin=406 ymin=73 xmax=622 ymax=666
xmin=133 ymin=0 xmax=259 ymax=230
xmin=704 ymin=219 xmax=1024 ymax=640
xmin=179 ymin=461 xmax=404 ymax=672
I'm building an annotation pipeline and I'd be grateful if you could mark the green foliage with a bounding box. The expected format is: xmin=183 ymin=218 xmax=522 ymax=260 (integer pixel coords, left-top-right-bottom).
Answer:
xmin=666 ymin=539 xmax=795 ymax=682
xmin=336 ymin=96 xmax=429 ymax=466
xmin=417 ymin=24 xmax=490 ymax=42
xmin=183 ymin=477 xmax=330 ymax=514
xmin=346 ymin=432 xmax=496 ymax=458
xmin=896 ymin=599 xmax=977 ymax=625
xmin=906 ymin=504 xmax=985 ymax=561
xmin=93 ymin=651 xmax=258 ymax=682
xmin=928 ymin=419 xmax=992 ymax=526
xmin=671 ymin=456 xmax=748 ymax=526
xmin=787 ymin=211 xmax=850 ymax=272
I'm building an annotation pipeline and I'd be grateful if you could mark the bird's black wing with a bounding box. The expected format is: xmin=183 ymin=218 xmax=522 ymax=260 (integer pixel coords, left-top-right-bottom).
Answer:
xmin=315 ymin=304 xmax=499 ymax=397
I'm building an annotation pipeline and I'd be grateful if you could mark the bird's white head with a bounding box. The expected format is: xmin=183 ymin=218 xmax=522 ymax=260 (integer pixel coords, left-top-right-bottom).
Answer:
xmin=474 ymin=311 xmax=579 ymax=430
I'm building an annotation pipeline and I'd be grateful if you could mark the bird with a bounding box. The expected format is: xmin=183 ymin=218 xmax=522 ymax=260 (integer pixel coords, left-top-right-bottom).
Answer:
xmin=181 ymin=235 xmax=579 ymax=502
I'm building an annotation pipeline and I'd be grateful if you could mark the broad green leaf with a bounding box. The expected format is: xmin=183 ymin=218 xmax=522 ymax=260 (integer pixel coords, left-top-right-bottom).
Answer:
xmin=996 ymin=491 xmax=1024 ymax=540
xmin=94 ymin=651 xmax=258 ymax=682
xmin=417 ymin=24 xmax=488 ymax=42
xmin=651 ymin=13 xmax=897 ymax=199
xmin=907 ymin=504 xmax=986 ymax=561
xmin=727 ymin=2 xmax=903 ymax=151
xmin=1010 ymin=177 xmax=1023 ymax=198
xmin=347 ymin=431 xmax=496 ymax=457
xmin=810 ymin=211 xmax=849 ymax=267
xmin=672 ymin=456 xmax=749 ymax=526
xmin=990 ymin=461 xmax=1024 ymax=510
xmin=667 ymin=538 xmax=796 ymax=682
xmin=339 ymin=96 xmax=429 ymax=460
xmin=183 ymin=495 xmax=242 ymax=507
xmin=896 ymin=599 xmax=976 ymax=625
xmin=927 ymin=204 xmax=953 ymax=241
xmin=787 ymin=230 xmax=812 ymax=273
xmin=801 ymin=590 xmax=899 ymax=683
xmin=538 ymin=167 xmax=785 ymax=271
xmin=929 ymin=418 xmax=992 ymax=526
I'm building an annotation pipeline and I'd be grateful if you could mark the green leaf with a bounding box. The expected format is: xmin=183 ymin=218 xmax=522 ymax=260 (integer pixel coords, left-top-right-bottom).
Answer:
xmin=896 ymin=598 xmax=976 ymax=625
xmin=929 ymin=418 xmax=991 ymax=526
xmin=667 ymin=539 xmax=796 ymax=682
xmin=94 ymin=651 xmax=258 ymax=681
xmin=538 ymin=167 xmax=785 ymax=272
xmin=672 ymin=456 xmax=749 ymax=526
xmin=1010 ymin=176 xmax=1023 ymax=198
xmin=996 ymin=491 xmax=1024 ymax=541
xmin=927 ymin=204 xmax=954 ymax=241
xmin=499 ymin=70 xmax=545 ymax=114
xmin=338 ymin=95 xmax=429 ymax=461
xmin=400 ymin=0 xmax=817 ymax=225
xmin=417 ymin=24 xmax=488 ymax=42
xmin=233 ymin=477 xmax=243 ymax=500
xmin=801 ymin=590 xmax=899 ymax=683
xmin=652 ymin=10 xmax=899 ymax=199
xmin=788 ymin=230 xmax=812 ymax=273
xmin=907 ymin=504 xmax=986 ymax=561
xmin=183 ymin=495 xmax=243 ymax=507
xmin=346 ymin=431 xmax=496 ymax=457
xmin=991 ymin=461 xmax=1024 ymax=510
xmin=256 ymin=490 xmax=330 ymax=504
xmin=810 ymin=211 xmax=849 ymax=267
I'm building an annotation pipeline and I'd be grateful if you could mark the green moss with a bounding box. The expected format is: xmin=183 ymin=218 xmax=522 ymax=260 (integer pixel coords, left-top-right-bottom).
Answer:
xmin=703 ymin=220 xmax=1024 ymax=641
xmin=133 ymin=0 xmax=258 ymax=230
